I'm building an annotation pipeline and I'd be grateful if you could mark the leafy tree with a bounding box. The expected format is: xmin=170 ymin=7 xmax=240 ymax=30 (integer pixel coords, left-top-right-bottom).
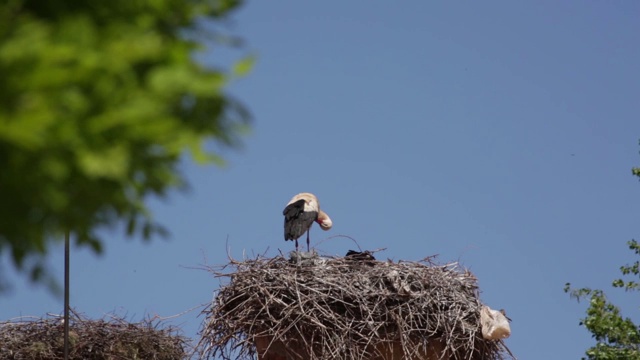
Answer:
xmin=565 ymin=158 xmax=640 ymax=359
xmin=0 ymin=0 xmax=251 ymax=291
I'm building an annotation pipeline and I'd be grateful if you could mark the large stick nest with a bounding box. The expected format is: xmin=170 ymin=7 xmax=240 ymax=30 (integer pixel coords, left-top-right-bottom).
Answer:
xmin=0 ymin=313 xmax=188 ymax=360
xmin=197 ymin=253 xmax=514 ymax=359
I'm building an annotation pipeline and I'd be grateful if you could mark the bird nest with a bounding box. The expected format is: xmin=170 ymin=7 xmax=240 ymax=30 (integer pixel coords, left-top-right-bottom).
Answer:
xmin=0 ymin=312 xmax=188 ymax=360
xmin=196 ymin=252 xmax=514 ymax=360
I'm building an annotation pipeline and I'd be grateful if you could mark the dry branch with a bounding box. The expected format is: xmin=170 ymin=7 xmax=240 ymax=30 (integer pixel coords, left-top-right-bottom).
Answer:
xmin=196 ymin=253 xmax=514 ymax=360
xmin=0 ymin=312 xmax=187 ymax=360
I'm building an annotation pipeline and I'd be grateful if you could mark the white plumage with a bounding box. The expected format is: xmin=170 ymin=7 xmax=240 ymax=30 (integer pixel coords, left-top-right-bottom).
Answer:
xmin=283 ymin=192 xmax=332 ymax=251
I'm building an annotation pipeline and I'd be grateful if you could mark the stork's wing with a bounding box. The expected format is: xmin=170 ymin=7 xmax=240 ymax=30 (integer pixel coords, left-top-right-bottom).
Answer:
xmin=283 ymin=199 xmax=317 ymax=240
xmin=283 ymin=199 xmax=305 ymax=217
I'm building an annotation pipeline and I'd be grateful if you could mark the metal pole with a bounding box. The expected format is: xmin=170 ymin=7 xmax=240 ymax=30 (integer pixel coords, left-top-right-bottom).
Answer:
xmin=64 ymin=231 xmax=70 ymax=360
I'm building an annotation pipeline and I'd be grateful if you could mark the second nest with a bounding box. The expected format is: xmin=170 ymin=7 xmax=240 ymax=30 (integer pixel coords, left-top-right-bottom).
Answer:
xmin=197 ymin=252 xmax=512 ymax=360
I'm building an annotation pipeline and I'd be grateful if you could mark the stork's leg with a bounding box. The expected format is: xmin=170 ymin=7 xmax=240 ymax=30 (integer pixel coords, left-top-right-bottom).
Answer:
xmin=306 ymin=230 xmax=310 ymax=252
xmin=295 ymin=239 xmax=299 ymax=252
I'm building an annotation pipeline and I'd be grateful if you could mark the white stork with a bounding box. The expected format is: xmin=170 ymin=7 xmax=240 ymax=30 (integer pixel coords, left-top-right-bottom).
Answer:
xmin=283 ymin=192 xmax=332 ymax=251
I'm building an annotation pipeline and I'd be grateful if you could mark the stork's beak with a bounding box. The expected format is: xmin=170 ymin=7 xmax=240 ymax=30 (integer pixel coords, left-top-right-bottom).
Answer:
xmin=317 ymin=216 xmax=332 ymax=230
xmin=319 ymin=220 xmax=332 ymax=230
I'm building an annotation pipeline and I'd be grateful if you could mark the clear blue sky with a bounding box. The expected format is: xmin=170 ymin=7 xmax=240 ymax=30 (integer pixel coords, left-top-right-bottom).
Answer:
xmin=3 ymin=1 xmax=640 ymax=358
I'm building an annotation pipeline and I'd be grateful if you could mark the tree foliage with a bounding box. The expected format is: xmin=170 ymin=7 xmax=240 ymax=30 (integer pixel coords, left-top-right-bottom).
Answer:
xmin=565 ymin=152 xmax=640 ymax=359
xmin=0 ymin=0 xmax=250 ymax=290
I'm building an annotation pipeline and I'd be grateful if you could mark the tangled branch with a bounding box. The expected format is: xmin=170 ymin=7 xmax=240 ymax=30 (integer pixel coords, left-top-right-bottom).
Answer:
xmin=196 ymin=253 xmax=513 ymax=360
xmin=0 ymin=312 xmax=187 ymax=359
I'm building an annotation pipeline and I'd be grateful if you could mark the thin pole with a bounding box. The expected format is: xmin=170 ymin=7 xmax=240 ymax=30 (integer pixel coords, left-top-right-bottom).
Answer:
xmin=64 ymin=231 xmax=70 ymax=360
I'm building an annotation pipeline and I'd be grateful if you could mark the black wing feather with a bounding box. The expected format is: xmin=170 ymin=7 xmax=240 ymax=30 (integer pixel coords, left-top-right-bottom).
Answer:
xmin=283 ymin=199 xmax=317 ymax=241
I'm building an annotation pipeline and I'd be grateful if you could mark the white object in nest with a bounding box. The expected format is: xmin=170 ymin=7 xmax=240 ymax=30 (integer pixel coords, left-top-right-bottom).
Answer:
xmin=480 ymin=305 xmax=511 ymax=340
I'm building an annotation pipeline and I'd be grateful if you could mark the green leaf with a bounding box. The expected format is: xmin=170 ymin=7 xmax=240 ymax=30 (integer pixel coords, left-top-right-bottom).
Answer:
xmin=77 ymin=145 xmax=130 ymax=180
xmin=232 ymin=54 xmax=255 ymax=77
xmin=0 ymin=0 xmax=251 ymax=293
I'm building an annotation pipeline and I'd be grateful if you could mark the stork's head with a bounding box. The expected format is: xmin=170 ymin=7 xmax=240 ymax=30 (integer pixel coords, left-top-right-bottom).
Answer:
xmin=317 ymin=210 xmax=332 ymax=231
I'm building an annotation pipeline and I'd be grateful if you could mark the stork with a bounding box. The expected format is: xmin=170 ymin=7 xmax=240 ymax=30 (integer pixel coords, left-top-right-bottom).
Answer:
xmin=283 ymin=192 xmax=332 ymax=251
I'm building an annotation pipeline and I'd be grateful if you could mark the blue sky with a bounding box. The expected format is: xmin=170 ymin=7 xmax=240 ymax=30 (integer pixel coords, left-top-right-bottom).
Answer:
xmin=3 ymin=1 xmax=640 ymax=358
